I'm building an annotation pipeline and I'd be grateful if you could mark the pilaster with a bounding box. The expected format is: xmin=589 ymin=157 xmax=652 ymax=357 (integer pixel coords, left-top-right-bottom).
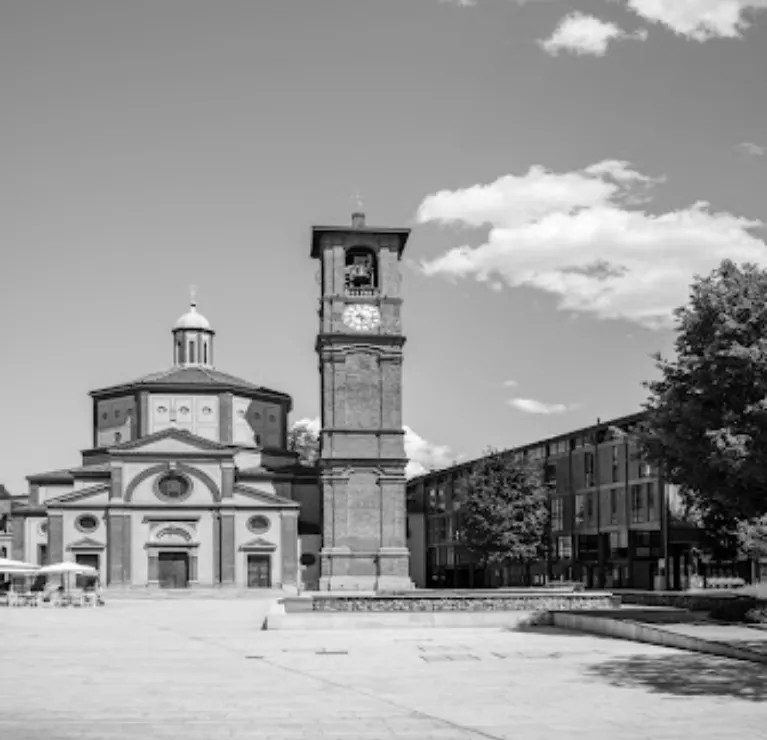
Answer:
xmin=280 ymin=510 xmax=299 ymax=589
xmin=221 ymin=513 xmax=235 ymax=584
xmin=48 ymin=513 xmax=64 ymax=563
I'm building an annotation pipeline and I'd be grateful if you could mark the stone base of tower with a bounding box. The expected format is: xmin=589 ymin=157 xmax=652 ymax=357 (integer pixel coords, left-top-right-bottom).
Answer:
xmin=319 ymin=547 xmax=414 ymax=593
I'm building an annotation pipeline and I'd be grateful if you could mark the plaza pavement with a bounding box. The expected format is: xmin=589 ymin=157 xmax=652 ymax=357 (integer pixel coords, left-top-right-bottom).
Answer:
xmin=1 ymin=597 xmax=765 ymax=740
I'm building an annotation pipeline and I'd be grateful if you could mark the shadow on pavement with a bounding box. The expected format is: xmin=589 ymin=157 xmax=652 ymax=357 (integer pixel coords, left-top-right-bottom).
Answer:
xmin=584 ymin=652 xmax=767 ymax=702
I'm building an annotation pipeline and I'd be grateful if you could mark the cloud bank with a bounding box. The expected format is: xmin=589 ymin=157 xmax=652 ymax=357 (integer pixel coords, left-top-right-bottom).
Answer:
xmin=417 ymin=160 xmax=766 ymax=329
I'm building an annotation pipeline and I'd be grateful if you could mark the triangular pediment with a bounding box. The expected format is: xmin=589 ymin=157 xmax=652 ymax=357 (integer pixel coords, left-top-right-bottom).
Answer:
xmin=110 ymin=428 xmax=234 ymax=456
xmin=232 ymin=484 xmax=299 ymax=508
xmin=45 ymin=483 xmax=110 ymax=506
xmin=238 ymin=536 xmax=277 ymax=552
xmin=66 ymin=536 xmax=106 ymax=551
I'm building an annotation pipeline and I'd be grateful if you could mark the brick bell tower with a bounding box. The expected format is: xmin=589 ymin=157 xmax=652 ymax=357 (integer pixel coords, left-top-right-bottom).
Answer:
xmin=311 ymin=210 xmax=414 ymax=592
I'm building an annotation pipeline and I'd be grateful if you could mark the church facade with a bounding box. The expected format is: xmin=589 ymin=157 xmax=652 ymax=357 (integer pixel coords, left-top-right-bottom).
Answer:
xmin=11 ymin=212 xmax=413 ymax=592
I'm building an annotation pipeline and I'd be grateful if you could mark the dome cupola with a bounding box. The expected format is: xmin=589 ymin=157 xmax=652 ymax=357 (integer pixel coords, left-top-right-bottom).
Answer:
xmin=172 ymin=288 xmax=215 ymax=367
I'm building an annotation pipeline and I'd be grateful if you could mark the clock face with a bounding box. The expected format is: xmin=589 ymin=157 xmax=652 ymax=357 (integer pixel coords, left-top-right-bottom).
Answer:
xmin=342 ymin=304 xmax=381 ymax=332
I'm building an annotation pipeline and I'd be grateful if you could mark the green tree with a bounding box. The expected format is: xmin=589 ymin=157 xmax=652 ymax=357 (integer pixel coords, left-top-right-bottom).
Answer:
xmin=641 ymin=260 xmax=767 ymax=547
xmin=288 ymin=420 xmax=320 ymax=465
xmin=457 ymin=448 xmax=551 ymax=585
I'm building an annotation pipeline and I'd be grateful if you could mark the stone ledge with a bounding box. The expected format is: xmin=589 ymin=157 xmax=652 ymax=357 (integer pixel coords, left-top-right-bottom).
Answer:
xmin=283 ymin=591 xmax=618 ymax=614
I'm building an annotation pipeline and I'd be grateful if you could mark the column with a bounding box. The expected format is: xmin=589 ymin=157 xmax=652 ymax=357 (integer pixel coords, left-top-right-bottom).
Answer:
xmin=220 ymin=513 xmax=235 ymax=584
xmin=280 ymin=510 xmax=299 ymax=589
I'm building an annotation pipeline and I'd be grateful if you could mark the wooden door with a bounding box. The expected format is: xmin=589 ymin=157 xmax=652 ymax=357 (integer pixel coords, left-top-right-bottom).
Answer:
xmin=158 ymin=552 xmax=189 ymax=589
xmin=247 ymin=555 xmax=271 ymax=588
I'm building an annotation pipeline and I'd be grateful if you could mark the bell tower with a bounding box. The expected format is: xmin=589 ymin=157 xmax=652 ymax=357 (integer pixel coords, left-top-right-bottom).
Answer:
xmin=311 ymin=210 xmax=413 ymax=592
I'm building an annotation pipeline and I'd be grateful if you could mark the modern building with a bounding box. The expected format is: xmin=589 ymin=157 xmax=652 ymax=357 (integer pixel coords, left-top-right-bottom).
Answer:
xmin=9 ymin=211 xmax=414 ymax=592
xmin=407 ymin=412 xmax=703 ymax=591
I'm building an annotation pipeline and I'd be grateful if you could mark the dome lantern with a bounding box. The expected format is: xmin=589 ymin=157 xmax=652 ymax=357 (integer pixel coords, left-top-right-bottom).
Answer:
xmin=172 ymin=287 xmax=215 ymax=367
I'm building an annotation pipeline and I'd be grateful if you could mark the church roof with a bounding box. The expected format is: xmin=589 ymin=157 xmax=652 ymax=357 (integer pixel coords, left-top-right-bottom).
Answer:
xmin=90 ymin=366 xmax=292 ymax=404
xmin=0 ymin=485 xmax=14 ymax=500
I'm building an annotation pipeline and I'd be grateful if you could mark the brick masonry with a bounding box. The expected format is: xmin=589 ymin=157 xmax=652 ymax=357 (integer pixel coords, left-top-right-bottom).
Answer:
xmin=314 ymin=220 xmax=412 ymax=590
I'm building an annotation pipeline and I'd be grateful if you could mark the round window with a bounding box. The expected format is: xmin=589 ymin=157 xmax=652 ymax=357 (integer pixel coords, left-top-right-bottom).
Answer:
xmin=247 ymin=515 xmax=271 ymax=534
xmin=300 ymin=553 xmax=316 ymax=567
xmin=179 ymin=406 xmax=190 ymax=414
xmin=156 ymin=473 xmax=191 ymax=501
xmin=269 ymin=414 xmax=276 ymax=423
xmin=76 ymin=514 xmax=99 ymax=533
xmin=114 ymin=432 xmax=122 ymax=443
xmin=157 ymin=405 xmax=168 ymax=414
xmin=39 ymin=520 xmax=48 ymax=535
xmin=202 ymin=406 xmax=212 ymax=415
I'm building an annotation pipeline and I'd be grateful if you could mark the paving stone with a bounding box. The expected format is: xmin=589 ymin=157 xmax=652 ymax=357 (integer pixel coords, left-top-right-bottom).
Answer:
xmin=1 ymin=600 xmax=765 ymax=739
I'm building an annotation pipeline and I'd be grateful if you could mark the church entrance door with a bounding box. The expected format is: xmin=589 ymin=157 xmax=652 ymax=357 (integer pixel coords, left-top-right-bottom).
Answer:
xmin=247 ymin=555 xmax=271 ymax=588
xmin=158 ymin=552 xmax=189 ymax=589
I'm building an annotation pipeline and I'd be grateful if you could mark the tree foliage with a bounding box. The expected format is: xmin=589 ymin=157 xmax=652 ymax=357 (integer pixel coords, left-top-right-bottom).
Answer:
xmin=457 ymin=448 xmax=551 ymax=572
xmin=288 ymin=420 xmax=320 ymax=465
xmin=642 ymin=260 xmax=767 ymax=543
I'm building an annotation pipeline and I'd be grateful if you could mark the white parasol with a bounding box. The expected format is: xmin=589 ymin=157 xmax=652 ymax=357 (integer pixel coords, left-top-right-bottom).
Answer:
xmin=38 ymin=562 xmax=97 ymax=576
xmin=0 ymin=557 xmax=40 ymax=574
xmin=39 ymin=561 xmax=98 ymax=595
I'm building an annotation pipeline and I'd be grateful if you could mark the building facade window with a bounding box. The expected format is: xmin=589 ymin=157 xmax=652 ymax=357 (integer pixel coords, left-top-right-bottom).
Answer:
xmin=584 ymin=452 xmax=595 ymax=487
xmin=586 ymin=493 xmax=594 ymax=521
xmin=557 ymin=535 xmax=573 ymax=560
xmin=575 ymin=494 xmax=586 ymax=525
xmin=75 ymin=514 xmax=99 ymax=534
xmin=155 ymin=472 xmax=192 ymax=503
xmin=611 ymin=445 xmax=620 ymax=483
xmin=630 ymin=484 xmax=643 ymax=524
xmin=551 ymin=498 xmax=564 ymax=531
xmin=247 ymin=515 xmax=271 ymax=534
xmin=646 ymin=482 xmax=657 ymax=520
xmin=610 ymin=488 xmax=618 ymax=524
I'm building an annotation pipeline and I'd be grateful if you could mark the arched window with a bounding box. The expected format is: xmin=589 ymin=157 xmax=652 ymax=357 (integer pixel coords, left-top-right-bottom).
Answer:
xmin=203 ymin=341 xmax=208 ymax=365
xmin=345 ymin=247 xmax=378 ymax=295
xmin=189 ymin=340 xmax=196 ymax=364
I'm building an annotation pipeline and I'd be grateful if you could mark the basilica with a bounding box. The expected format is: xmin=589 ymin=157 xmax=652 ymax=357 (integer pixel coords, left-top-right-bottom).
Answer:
xmin=12 ymin=212 xmax=413 ymax=592
xmin=11 ymin=300 xmax=322 ymax=591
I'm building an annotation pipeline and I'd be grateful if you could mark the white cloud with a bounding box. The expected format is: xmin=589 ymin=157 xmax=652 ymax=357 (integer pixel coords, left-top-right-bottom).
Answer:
xmin=508 ymin=398 xmax=573 ymax=414
xmin=291 ymin=417 xmax=458 ymax=479
xmin=503 ymin=379 xmax=519 ymax=387
xmin=404 ymin=425 xmax=460 ymax=478
xmin=739 ymin=142 xmax=767 ymax=156
xmin=627 ymin=0 xmax=767 ymax=41
xmin=540 ymin=12 xmax=648 ymax=57
xmin=417 ymin=160 xmax=766 ymax=329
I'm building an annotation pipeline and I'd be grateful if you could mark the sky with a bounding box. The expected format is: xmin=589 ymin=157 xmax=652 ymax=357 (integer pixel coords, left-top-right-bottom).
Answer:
xmin=1 ymin=0 xmax=766 ymax=491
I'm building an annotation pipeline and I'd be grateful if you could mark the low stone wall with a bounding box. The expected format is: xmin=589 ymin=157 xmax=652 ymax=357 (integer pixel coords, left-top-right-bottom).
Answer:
xmin=614 ymin=589 xmax=754 ymax=613
xmin=300 ymin=591 xmax=619 ymax=614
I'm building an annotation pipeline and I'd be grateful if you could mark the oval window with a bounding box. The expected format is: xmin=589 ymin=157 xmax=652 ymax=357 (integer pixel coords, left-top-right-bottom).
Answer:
xmin=76 ymin=514 xmax=99 ymax=533
xmin=179 ymin=406 xmax=190 ymax=414
xmin=39 ymin=520 xmax=48 ymax=535
xmin=157 ymin=406 xmax=168 ymax=414
xmin=300 ymin=553 xmax=316 ymax=567
xmin=157 ymin=473 xmax=191 ymax=501
xmin=247 ymin=515 xmax=270 ymax=534
xmin=114 ymin=432 xmax=122 ymax=443
xmin=202 ymin=406 xmax=212 ymax=415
